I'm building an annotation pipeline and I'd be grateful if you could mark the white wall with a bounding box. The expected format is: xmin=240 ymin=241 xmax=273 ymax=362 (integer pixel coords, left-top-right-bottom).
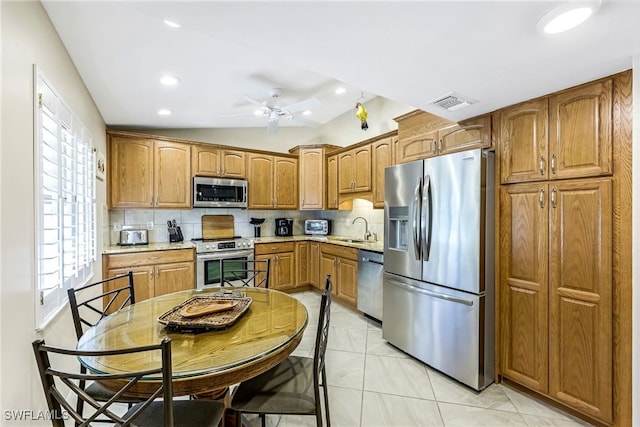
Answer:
xmin=0 ymin=2 xmax=106 ymax=424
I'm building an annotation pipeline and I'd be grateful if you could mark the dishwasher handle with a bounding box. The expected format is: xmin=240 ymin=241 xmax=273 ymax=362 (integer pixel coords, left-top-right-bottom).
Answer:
xmin=387 ymin=278 xmax=474 ymax=306
xmin=362 ymin=258 xmax=383 ymax=265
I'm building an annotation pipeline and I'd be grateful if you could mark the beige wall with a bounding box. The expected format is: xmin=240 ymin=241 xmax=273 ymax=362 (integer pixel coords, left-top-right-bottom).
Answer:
xmin=114 ymin=96 xmax=413 ymax=153
xmin=0 ymin=1 xmax=106 ymax=423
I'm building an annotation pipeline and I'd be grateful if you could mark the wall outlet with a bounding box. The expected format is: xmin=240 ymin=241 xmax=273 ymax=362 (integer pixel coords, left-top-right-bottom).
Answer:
xmin=146 ymin=221 xmax=154 ymax=230
xmin=113 ymin=223 xmax=122 ymax=231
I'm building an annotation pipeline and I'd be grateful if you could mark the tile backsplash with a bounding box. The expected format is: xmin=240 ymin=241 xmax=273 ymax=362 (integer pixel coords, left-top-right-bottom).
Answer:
xmin=105 ymin=198 xmax=384 ymax=245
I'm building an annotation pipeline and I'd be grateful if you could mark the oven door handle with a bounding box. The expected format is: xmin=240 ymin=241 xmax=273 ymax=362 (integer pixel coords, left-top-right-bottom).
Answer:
xmin=197 ymin=250 xmax=254 ymax=261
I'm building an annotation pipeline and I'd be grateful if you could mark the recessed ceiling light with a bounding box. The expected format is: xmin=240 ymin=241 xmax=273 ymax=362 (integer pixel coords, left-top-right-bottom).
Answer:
xmin=163 ymin=19 xmax=181 ymax=29
xmin=537 ymin=0 xmax=600 ymax=34
xmin=302 ymin=110 xmax=312 ymax=116
xmin=158 ymin=109 xmax=172 ymax=116
xmin=335 ymin=87 xmax=346 ymax=95
xmin=160 ymin=75 xmax=180 ymax=86
xmin=254 ymin=109 xmax=264 ymax=116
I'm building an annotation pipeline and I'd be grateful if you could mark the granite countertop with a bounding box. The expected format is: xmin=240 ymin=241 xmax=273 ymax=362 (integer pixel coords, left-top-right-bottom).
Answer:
xmin=103 ymin=235 xmax=383 ymax=255
xmin=102 ymin=241 xmax=196 ymax=255
xmin=253 ymin=235 xmax=384 ymax=253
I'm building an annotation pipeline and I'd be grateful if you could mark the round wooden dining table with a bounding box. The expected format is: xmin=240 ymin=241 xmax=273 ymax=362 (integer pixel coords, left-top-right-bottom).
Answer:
xmin=76 ymin=287 xmax=308 ymax=398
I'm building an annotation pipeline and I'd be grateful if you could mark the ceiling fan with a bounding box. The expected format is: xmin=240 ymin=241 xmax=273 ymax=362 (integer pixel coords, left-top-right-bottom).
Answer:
xmin=240 ymin=88 xmax=322 ymax=132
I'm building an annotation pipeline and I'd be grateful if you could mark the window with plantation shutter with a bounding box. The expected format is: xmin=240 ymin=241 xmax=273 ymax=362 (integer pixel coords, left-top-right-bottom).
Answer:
xmin=34 ymin=68 xmax=96 ymax=329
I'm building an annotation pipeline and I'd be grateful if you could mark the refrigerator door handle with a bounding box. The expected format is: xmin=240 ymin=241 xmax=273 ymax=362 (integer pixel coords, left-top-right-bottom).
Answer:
xmin=412 ymin=177 xmax=422 ymax=260
xmin=422 ymin=175 xmax=432 ymax=261
xmin=387 ymin=278 xmax=474 ymax=306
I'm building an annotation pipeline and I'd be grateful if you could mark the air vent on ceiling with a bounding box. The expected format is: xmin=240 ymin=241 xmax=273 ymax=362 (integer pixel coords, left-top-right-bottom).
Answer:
xmin=428 ymin=92 xmax=477 ymax=111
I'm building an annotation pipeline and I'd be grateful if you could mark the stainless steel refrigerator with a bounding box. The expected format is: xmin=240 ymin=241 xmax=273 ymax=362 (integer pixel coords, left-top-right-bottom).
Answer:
xmin=383 ymin=148 xmax=495 ymax=390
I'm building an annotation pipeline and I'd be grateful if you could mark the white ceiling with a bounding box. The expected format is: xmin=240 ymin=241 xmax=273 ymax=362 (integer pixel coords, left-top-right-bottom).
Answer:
xmin=42 ymin=1 xmax=640 ymax=131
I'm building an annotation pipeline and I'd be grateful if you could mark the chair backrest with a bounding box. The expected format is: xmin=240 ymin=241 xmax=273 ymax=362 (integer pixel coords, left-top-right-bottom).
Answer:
xmin=314 ymin=274 xmax=332 ymax=379
xmin=220 ymin=258 xmax=270 ymax=288
xmin=67 ymin=272 xmax=135 ymax=339
xmin=32 ymin=338 xmax=173 ymax=427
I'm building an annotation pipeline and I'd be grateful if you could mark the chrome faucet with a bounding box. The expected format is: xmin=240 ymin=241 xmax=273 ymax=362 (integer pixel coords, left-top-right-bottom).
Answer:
xmin=352 ymin=216 xmax=372 ymax=241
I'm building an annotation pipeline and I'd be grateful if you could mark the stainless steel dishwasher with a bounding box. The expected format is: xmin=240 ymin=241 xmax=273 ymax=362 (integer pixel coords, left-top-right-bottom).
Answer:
xmin=357 ymin=249 xmax=384 ymax=322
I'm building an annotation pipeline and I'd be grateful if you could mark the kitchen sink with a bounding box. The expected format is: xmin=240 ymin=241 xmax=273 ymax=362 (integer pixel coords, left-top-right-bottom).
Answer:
xmin=331 ymin=237 xmax=367 ymax=244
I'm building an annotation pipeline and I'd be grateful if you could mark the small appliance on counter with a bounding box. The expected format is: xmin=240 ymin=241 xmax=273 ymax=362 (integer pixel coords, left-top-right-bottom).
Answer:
xmin=119 ymin=229 xmax=148 ymax=246
xmin=167 ymin=219 xmax=184 ymax=242
xmin=304 ymin=219 xmax=331 ymax=235
xmin=274 ymin=218 xmax=293 ymax=237
xmin=249 ymin=218 xmax=265 ymax=238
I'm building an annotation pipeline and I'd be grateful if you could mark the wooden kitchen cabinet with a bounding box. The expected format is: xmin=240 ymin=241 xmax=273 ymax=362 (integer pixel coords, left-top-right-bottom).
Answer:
xmin=102 ymin=249 xmax=195 ymax=307
xmin=500 ymin=178 xmax=612 ymax=423
xmin=327 ymin=155 xmax=338 ymax=209
xmin=309 ymin=241 xmax=321 ymax=289
xmin=338 ymin=145 xmax=371 ymax=194
xmin=499 ymin=78 xmax=612 ymax=184
xmin=108 ymin=133 xmax=191 ymax=208
xmin=295 ymin=241 xmax=310 ymax=286
xmin=191 ymin=145 xmax=245 ymax=178
xmin=319 ymin=243 xmax=358 ymax=308
xmin=293 ymin=145 xmax=340 ymax=210
xmin=394 ymin=110 xmax=491 ymax=164
xmin=255 ymin=242 xmax=296 ymax=291
xmin=247 ymin=153 xmax=298 ymax=209
xmin=371 ymin=135 xmax=396 ymax=208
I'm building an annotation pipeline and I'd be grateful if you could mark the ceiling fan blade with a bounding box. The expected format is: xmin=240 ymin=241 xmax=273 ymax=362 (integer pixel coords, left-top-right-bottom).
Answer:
xmin=283 ymin=97 xmax=321 ymax=114
xmin=242 ymin=93 xmax=264 ymax=106
xmin=219 ymin=112 xmax=257 ymax=119
xmin=291 ymin=115 xmax=321 ymax=128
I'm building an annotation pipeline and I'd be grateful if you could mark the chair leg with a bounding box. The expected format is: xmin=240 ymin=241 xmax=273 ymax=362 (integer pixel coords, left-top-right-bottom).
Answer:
xmin=235 ymin=409 xmax=242 ymax=427
xmin=322 ymin=367 xmax=330 ymax=426
xmin=260 ymin=413 xmax=266 ymax=427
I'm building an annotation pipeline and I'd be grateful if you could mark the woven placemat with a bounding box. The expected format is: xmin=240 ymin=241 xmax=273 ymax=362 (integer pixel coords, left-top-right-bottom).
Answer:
xmin=158 ymin=295 xmax=252 ymax=332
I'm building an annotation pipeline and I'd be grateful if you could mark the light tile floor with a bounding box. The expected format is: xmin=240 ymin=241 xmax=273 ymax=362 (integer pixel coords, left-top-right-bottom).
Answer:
xmin=246 ymin=290 xmax=594 ymax=427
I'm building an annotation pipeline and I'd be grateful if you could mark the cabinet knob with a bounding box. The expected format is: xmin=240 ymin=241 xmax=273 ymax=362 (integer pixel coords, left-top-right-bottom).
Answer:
xmin=551 ymin=154 xmax=557 ymax=175
xmin=551 ymin=188 xmax=557 ymax=208
xmin=538 ymin=189 xmax=545 ymax=209
xmin=539 ymin=155 xmax=545 ymax=176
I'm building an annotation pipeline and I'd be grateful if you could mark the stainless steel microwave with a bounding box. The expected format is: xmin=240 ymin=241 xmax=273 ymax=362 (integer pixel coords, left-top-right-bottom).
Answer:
xmin=193 ymin=177 xmax=248 ymax=208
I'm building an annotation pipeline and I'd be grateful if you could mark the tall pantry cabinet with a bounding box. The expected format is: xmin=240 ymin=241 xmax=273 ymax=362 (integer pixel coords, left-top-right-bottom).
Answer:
xmin=497 ymin=73 xmax=631 ymax=425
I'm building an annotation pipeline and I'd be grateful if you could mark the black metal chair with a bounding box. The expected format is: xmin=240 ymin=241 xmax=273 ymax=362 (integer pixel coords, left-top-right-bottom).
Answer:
xmin=231 ymin=274 xmax=332 ymax=427
xmin=67 ymin=272 xmax=142 ymax=419
xmin=32 ymin=337 xmax=225 ymax=427
xmin=67 ymin=272 xmax=136 ymax=339
xmin=220 ymin=258 xmax=270 ymax=288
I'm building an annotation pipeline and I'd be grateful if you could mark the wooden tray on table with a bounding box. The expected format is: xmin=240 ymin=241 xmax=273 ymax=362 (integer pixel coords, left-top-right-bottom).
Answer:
xmin=158 ymin=295 xmax=252 ymax=332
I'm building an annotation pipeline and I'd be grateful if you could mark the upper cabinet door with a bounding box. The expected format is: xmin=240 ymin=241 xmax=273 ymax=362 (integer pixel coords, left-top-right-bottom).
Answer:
xmin=191 ymin=145 xmax=221 ymax=177
xmin=439 ymin=115 xmax=492 ymax=155
xmin=372 ymin=137 xmax=394 ymax=208
xmin=220 ymin=149 xmax=246 ymax=178
xmin=395 ymin=130 xmax=439 ymax=164
xmin=548 ymin=79 xmax=612 ymax=180
xmin=327 ymin=155 xmax=338 ymax=209
xmin=247 ymin=153 xmax=274 ymax=209
xmin=109 ymin=137 xmax=154 ymax=208
xmin=353 ymin=145 xmax=372 ymax=192
xmin=299 ymin=148 xmax=325 ymax=210
xmin=338 ymin=151 xmax=355 ymax=193
xmin=273 ymin=156 xmax=298 ymax=209
xmin=499 ymin=98 xmax=549 ymax=184
xmin=154 ymin=141 xmax=191 ymax=208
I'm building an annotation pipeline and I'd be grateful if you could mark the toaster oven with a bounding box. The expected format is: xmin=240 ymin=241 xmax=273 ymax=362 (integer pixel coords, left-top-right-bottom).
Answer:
xmin=304 ymin=219 xmax=331 ymax=235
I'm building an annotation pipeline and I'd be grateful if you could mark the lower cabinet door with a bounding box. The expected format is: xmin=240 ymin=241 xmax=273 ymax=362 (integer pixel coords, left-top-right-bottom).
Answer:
xmin=153 ymin=262 xmax=195 ymax=297
xmin=106 ymin=266 xmax=154 ymax=310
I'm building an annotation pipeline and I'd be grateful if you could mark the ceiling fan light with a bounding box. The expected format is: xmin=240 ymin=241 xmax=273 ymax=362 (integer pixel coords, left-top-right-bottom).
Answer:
xmin=157 ymin=109 xmax=172 ymax=116
xmin=302 ymin=110 xmax=312 ymax=116
xmin=335 ymin=87 xmax=346 ymax=95
xmin=253 ymin=109 xmax=264 ymax=116
xmin=537 ymin=0 xmax=600 ymax=34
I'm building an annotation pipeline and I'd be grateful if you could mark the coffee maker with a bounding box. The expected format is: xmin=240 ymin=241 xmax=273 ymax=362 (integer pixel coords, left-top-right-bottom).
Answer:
xmin=275 ymin=218 xmax=293 ymax=237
